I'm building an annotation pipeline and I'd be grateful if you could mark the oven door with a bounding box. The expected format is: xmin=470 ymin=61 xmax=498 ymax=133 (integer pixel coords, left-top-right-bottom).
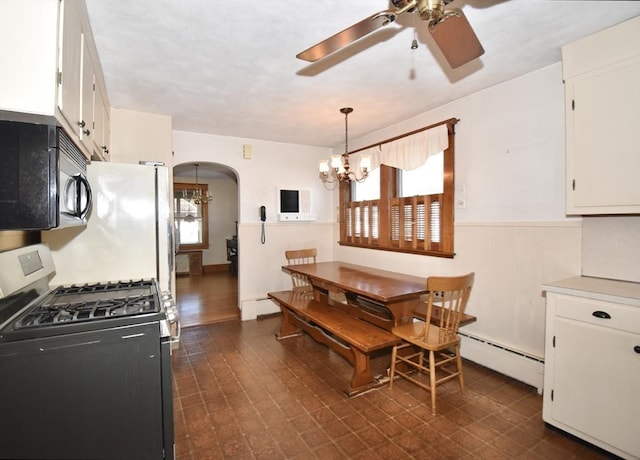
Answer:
xmin=0 ymin=322 xmax=168 ymax=460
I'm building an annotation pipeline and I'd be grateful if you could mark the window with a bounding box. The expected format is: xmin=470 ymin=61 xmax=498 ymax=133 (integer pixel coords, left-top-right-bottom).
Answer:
xmin=400 ymin=152 xmax=443 ymax=197
xmin=174 ymin=183 xmax=209 ymax=250
xmin=353 ymin=167 xmax=380 ymax=201
xmin=339 ymin=119 xmax=456 ymax=258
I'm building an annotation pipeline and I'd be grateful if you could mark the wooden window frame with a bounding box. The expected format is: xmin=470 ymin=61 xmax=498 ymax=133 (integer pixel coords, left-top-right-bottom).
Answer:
xmin=174 ymin=182 xmax=210 ymax=251
xmin=338 ymin=118 xmax=456 ymax=258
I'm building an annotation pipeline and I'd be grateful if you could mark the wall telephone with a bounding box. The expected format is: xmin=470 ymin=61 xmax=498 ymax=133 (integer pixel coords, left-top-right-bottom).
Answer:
xmin=259 ymin=206 xmax=266 ymax=244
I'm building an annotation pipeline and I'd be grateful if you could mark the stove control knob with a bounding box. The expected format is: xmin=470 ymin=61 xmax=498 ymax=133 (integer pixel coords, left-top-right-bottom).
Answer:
xmin=167 ymin=310 xmax=178 ymax=322
xmin=163 ymin=299 xmax=174 ymax=309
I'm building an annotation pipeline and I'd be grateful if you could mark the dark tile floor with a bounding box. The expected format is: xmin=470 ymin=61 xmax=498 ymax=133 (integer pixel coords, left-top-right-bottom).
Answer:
xmin=172 ymin=316 xmax=614 ymax=459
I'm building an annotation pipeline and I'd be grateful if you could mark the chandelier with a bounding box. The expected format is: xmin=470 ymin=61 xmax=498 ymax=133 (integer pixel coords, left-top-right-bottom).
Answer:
xmin=184 ymin=163 xmax=212 ymax=205
xmin=319 ymin=107 xmax=370 ymax=188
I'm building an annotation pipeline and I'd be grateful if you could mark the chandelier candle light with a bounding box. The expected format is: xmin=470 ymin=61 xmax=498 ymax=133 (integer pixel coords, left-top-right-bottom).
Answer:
xmin=319 ymin=107 xmax=370 ymax=187
xmin=183 ymin=163 xmax=212 ymax=205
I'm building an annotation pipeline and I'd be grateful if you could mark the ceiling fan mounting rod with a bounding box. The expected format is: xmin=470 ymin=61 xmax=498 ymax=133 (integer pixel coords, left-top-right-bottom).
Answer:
xmin=374 ymin=0 xmax=417 ymax=25
xmin=420 ymin=0 xmax=459 ymax=24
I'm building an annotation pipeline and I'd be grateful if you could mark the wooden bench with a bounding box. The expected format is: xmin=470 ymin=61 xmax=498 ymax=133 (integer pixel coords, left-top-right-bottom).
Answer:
xmin=268 ymin=290 xmax=401 ymax=396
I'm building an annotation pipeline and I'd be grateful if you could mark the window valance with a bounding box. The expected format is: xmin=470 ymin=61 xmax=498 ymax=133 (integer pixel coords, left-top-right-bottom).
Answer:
xmin=349 ymin=119 xmax=455 ymax=171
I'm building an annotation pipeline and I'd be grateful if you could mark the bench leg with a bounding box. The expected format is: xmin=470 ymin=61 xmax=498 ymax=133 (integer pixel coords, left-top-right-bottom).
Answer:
xmin=276 ymin=306 xmax=303 ymax=339
xmin=346 ymin=348 xmax=377 ymax=396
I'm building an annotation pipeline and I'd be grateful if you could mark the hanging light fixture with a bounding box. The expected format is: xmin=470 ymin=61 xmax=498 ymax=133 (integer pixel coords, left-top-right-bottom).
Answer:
xmin=183 ymin=163 xmax=212 ymax=205
xmin=319 ymin=107 xmax=370 ymax=188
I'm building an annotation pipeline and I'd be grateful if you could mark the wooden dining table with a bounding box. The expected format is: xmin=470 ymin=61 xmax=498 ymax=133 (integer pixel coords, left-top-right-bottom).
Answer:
xmin=282 ymin=261 xmax=430 ymax=330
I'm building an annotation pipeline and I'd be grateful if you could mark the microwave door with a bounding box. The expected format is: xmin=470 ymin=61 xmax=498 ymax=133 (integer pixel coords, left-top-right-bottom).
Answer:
xmin=58 ymin=171 xmax=92 ymax=227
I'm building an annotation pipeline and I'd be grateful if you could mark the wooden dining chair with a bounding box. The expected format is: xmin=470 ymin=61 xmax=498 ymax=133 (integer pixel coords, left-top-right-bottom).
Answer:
xmin=389 ymin=272 xmax=475 ymax=415
xmin=284 ymin=248 xmax=317 ymax=294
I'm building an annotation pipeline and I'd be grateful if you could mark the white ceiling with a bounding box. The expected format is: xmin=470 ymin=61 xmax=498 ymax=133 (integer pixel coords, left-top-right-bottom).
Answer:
xmin=85 ymin=0 xmax=640 ymax=150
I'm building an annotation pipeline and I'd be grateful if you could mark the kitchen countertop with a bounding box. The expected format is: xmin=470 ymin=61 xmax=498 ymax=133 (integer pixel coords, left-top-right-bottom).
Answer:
xmin=542 ymin=276 xmax=640 ymax=307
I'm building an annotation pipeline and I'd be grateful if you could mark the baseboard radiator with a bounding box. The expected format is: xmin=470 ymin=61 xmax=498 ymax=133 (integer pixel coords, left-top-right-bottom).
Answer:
xmin=458 ymin=331 xmax=544 ymax=393
xmin=241 ymin=297 xmax=280 ymax=321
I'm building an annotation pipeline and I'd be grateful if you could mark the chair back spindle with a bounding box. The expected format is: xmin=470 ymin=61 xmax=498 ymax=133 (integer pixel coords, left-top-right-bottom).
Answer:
xmin=285 ymin=248 xmax=317 ymax=294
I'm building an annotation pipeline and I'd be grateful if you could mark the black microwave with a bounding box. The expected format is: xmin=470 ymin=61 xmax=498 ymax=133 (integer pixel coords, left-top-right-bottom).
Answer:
xmin=0 ymin=120 xmax=92 ymax=230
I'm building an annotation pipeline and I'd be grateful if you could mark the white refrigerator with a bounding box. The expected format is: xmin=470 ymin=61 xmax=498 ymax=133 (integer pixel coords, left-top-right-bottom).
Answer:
xmin=42 ymin=161 xmax=175 ymax=296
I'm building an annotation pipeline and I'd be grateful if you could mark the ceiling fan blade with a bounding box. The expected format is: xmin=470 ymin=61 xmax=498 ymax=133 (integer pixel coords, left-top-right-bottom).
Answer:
xmin=429 ymin=10 xmax=484 ymax=68
xmin=297 ymin=11 xmax=396 ymax=62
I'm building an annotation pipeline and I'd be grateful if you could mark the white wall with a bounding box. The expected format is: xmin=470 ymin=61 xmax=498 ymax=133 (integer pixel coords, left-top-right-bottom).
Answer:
xmin=582 ymin=216 xmax=640 ymax=283
xmin=109 ymin=108 xmax=173 ymax=166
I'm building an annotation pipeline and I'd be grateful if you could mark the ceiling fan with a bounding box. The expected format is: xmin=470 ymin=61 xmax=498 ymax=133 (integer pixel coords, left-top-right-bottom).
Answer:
xmin=296 ymin=0 xmax=484 ymax=69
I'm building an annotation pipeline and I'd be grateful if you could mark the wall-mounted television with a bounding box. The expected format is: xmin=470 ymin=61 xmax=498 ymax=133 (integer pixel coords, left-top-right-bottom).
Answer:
xmin=278 ymin=189 xmax=316 ymax=221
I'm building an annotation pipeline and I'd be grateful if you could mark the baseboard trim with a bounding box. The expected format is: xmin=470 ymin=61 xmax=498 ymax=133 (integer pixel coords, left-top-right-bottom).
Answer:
xmin=204 ymin=264 xmax=228 ymax=273
xmin=459 ymin=331 xmax=544 ymax=393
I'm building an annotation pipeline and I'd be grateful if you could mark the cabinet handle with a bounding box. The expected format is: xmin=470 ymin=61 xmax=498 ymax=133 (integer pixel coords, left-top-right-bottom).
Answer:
xmin=592 ymin=310 xmax=611 ymax=319
xmin=634 ymin=346 xmax=640 ymax=354
xmin=78 ymin=120 xmax=86 ymax=128
xmin=83 ymin=129 xmax=91 ymax=136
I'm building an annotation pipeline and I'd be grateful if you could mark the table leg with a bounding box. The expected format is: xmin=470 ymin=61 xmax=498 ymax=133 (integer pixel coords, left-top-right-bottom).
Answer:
xmin=386 ymin=299 xmax=420 ymax=326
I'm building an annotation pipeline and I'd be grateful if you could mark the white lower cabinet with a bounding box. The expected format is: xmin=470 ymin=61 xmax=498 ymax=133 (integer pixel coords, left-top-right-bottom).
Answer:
xmin=542 ymin=281 xmax=640 ymax=460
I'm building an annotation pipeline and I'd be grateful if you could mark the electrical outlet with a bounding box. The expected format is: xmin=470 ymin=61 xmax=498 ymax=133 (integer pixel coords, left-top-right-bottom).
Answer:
xmin=456 ymin=184 xmax=466 ymax=209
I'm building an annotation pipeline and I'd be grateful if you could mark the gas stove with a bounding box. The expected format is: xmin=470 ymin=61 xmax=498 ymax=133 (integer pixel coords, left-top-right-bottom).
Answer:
xmin=0 ymin=244 xmax=177 ymax=459
xmin=0 ymin=246 xmax=179 ymax=344
xmin=0 ymin=277 xmax=172 ymax=342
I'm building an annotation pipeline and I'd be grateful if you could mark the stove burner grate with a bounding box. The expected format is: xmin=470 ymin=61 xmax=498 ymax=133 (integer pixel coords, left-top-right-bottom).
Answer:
xmin=15 ymin=293 xmax=158 ymax=329
xmin=55 ymin=279 xmax=154 ymax=295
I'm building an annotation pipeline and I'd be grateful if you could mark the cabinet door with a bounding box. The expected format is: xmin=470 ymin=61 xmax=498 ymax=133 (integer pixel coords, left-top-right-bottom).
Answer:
xmin=551 ymin=317 xmax=640 ymax=457
xmin=566 ymin=58 xmax=640 ymax=214
xmin=58 ymin=0 xmax=82 ymax=136
xmin=93 ymin=82 xmax=110 ymax=161
xmin=0 ymin=1 xmax=58 ymax=115
xmin=79 ymin=33 xmax=94 ymax=153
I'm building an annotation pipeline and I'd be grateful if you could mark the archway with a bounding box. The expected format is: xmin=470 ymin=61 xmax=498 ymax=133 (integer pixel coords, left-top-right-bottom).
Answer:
xmin=173 ymin=162 xmax=239 ymax=326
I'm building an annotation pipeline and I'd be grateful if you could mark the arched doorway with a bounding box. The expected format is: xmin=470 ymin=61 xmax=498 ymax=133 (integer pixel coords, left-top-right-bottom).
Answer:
xmin=173 ymin=162 xmax=239 ymax=326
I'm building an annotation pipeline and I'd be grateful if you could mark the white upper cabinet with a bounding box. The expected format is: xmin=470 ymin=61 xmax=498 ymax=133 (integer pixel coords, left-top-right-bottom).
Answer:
xmin=57 ymin=0 xmax=82 ymax=137
xmin=0 ymin=0 xmax=110 ymax=161
xmin=79 ymin=32 xmax=95 ymax=153
xmin=563 ymin=17 xmax=640 ymax=215
xmin=0 ymin=1 xmax=59 ymax=116
xmin=93 ymin=80 xmax=110 ymax=162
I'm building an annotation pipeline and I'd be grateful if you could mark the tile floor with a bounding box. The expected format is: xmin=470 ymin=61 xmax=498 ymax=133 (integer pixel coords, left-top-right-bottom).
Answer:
xmin=172 ymin=316 xmax=614 ymax=460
